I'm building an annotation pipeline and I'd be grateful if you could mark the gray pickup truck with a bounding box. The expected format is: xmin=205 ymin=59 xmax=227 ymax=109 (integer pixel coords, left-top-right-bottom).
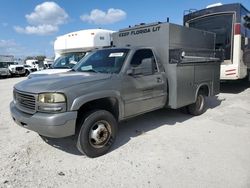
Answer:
xmin=10 ymin=22 xmax=220 ymax=157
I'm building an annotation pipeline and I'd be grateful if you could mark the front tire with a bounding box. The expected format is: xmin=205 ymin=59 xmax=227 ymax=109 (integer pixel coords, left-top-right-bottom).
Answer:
xmin=187 ymin=91 xmax=206 ymax=116
xmin=24 ymin=70 xmax=30 ymax=76
xmin=77 ymin=110 xmax=117 ymax=158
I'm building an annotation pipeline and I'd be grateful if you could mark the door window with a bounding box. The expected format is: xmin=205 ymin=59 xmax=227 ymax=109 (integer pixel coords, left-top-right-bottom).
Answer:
xmin=130 ymin=49 xmax=158 ymax=74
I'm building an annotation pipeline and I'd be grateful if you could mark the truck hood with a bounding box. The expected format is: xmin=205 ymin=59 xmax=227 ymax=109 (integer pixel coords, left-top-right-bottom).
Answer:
xmin=15 ymin=72 xmax=111 ymax=93
xmin=9 ymin=65 xmax=24 ymax=68
xmin=28 ymin=68 xmax=71 ymax=78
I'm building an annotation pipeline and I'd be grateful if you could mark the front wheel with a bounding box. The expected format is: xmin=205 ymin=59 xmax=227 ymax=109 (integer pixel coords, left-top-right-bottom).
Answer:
xmin=76 ymin=110 xmax=117 ymax=158
xmin=24 ymin=70 xmax=30 ymax=76
xmin=187 ymin=92 xmax=206 ymax=116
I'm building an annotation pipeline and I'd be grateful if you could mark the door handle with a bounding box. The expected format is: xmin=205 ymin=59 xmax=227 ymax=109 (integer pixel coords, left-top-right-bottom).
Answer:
xmin=157 ymin=77 xmax=162 ymax=83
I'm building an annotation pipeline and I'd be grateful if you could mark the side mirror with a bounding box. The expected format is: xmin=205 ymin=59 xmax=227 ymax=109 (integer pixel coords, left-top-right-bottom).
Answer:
xmin=70 ymin=60 xmax=77 ymax=65
xmin=140 ymin=58 xmax=154 ymax=75
xmin=126 ymin=69 xmax=133 ymax=75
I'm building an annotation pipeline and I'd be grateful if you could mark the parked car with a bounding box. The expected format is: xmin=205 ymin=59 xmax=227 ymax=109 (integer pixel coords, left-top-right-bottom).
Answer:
xmin=8 ymin=62 xmax=25 ymax=76
xmin=23 ymin=65 xmax=37 ymax=76
xmin=0 ymin=62 xmax=11 ymax=78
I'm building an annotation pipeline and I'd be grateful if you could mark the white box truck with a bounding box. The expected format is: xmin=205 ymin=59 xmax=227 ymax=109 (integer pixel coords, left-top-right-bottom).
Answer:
xmin=29 ymin=29 xmax=114 ymax=78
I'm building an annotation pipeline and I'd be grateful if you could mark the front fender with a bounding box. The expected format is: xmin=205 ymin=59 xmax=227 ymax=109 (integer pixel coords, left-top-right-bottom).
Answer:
xmin=70 ymin=90 xmax=124 ymax=120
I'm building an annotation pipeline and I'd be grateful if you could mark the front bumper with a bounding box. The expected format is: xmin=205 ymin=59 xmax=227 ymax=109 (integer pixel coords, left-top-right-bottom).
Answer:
xmin=12 ymin=70 xmax=25 ymax=75
xmin=10 ymin=101 xmax=77 ymax=138
xmin=0 ymin=71 xmax=9 ymax=76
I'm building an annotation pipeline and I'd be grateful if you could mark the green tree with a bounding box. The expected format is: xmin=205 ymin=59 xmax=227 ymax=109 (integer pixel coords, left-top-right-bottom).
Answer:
xmin=35 ymin=56 xmax=46 ymax=62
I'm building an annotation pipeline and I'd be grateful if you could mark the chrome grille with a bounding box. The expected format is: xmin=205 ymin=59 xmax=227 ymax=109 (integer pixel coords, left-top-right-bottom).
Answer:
xmin=14 ymin=90 xmax=36 ymax=114
xmin=16 ymin=67 xmax=24 ymax=71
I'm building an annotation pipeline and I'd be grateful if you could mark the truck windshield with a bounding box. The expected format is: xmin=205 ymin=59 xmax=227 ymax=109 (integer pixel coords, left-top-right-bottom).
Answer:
xmin=73 ymin=48 xmax=129 ymax=74
xmin=0 ymin=62 xmax=8 ymax=68
xmin=188 ymin=14 xmax=233 ymax=60
xmin=53 ymin=52 xmax=86 ymax=69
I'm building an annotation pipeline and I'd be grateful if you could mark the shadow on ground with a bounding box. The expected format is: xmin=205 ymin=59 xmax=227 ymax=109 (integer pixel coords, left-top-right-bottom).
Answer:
xmin=40 ymin=135 xmax=82 ymax=155
xmin=40 ymin=95 xmax=223 ymax=156
xmin=220 ymin=78 xmax=250 ymax=94
xmin=113 ymin=96 xmax=223 ymax=152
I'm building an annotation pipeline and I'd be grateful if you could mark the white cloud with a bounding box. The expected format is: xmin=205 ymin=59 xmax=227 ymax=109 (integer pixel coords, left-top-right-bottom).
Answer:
xmin=80 ymin=8 xmax=126 ymax=25
xmin=14 ymin=25 xmax=58 ymax=36
xmin=26 ymin=1 xmax=68 ymax=26
xmin=0 ymin=39 xmax=52 ymax=57
xmin=0 ymin=39 xmax=18 ymax=48
xmin=14 ymin=1 xmax=68 ymax=36
xmin=0 ymin=39 xmax=22 ymax=55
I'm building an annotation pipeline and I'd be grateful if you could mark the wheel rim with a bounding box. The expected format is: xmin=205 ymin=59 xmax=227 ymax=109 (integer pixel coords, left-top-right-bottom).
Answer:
xmin=197 ymin=95 xmax=204 ymax=111
xmin=89 ymin=120 xmax=112 ymax=148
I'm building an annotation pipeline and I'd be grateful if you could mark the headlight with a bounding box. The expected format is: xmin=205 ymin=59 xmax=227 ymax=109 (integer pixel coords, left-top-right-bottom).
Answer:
xmin=37 ymin=93 xmax=67 ymax=113
xmin=38 ymin=93 xmax=66 ymax=103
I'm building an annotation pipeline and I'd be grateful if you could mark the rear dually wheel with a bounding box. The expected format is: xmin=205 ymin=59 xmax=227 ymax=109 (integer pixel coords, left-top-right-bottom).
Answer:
xmin=187 ymin=91 xmax=206 ymax=116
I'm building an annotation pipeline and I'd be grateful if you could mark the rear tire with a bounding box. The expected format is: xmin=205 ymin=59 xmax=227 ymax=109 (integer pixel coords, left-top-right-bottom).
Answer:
xmin=76 ymin=110 xmax=117 ymax=158
xmin=187 ymin=91 xmax=206 ymax=116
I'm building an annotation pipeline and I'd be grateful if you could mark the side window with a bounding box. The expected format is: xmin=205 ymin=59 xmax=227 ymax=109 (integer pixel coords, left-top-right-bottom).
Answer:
xmin=130 ymin=49 xmax=158 ymax=74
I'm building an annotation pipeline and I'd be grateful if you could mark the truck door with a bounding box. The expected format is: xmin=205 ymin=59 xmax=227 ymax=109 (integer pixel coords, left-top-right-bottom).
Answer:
xmin=122 ymin=49 xmax=167 ymax=117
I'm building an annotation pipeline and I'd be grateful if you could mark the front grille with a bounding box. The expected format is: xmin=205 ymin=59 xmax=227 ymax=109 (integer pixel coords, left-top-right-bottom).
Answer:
xmin=14 ymin=90 xmax=36 ymax=114
xmin=16 ymin=67 xmax=24 ymax=71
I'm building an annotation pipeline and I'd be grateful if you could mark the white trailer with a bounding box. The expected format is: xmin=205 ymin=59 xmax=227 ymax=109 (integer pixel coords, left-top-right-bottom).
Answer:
xmin=29 ymin=29 xmax=114 ymax=78
xmin=184 ymin=3 xmax=250 ymax=81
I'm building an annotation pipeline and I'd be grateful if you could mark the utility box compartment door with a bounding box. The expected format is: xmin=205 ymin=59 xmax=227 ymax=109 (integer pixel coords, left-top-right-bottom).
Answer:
xmin=175 ymin=64 xmax=195 ymax=108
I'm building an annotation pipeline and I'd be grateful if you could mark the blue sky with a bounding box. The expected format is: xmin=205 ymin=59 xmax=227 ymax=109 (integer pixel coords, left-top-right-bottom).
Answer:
xmin=0 ymin=0 xmax=249 ymax=58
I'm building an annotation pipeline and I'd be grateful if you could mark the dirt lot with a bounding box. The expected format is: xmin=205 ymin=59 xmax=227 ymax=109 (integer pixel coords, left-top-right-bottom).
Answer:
xmin=0 ymin=77 xmax=250 ymax=188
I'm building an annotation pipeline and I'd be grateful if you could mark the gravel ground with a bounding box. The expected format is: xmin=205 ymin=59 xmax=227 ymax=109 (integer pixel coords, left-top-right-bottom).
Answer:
xmin=0 ymin=77 xmax=250 ymax=188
